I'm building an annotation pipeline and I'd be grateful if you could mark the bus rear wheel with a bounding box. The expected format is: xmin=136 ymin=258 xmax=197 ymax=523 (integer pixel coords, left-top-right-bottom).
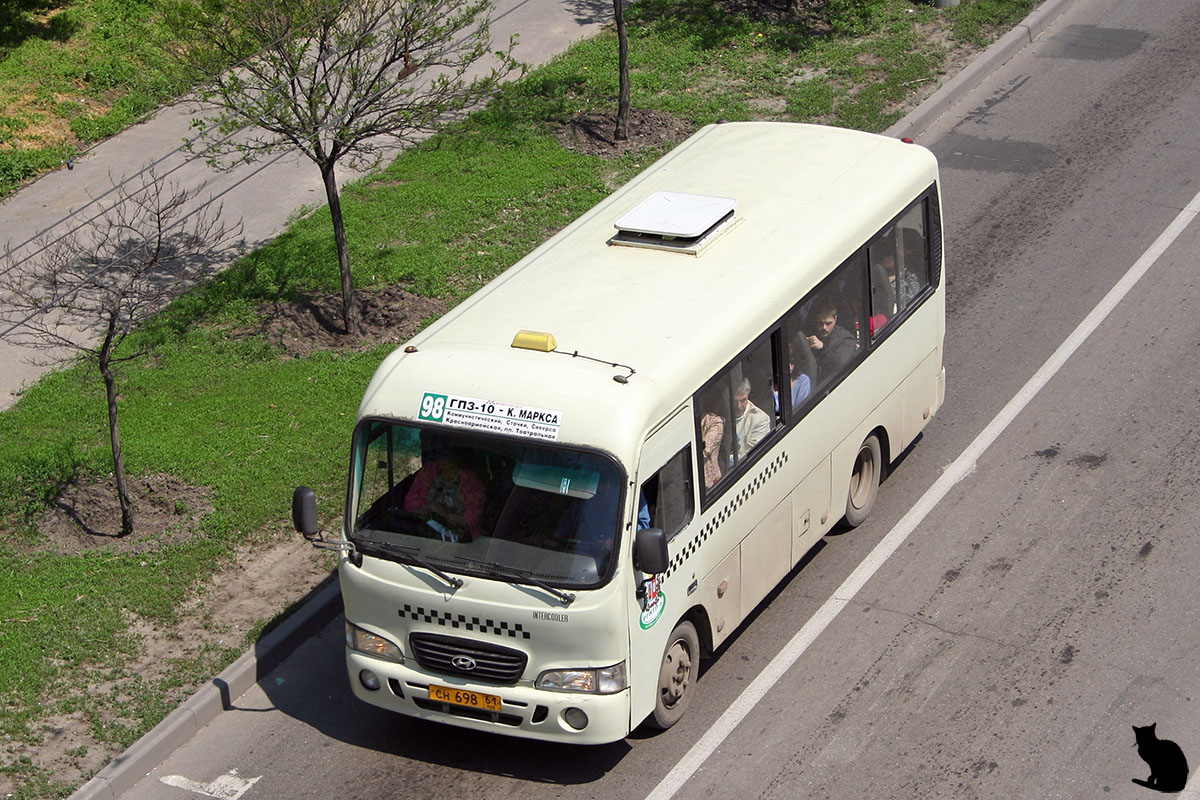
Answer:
xmin=844 ymin=433 xmax=882 ymax=528
xmin=648 ymin=620 xmax=700 ymax=730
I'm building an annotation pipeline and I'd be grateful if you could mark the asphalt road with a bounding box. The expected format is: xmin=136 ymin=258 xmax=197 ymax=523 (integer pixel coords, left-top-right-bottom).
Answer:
xmin=98 ymin=0 xmax=1200 ymax=796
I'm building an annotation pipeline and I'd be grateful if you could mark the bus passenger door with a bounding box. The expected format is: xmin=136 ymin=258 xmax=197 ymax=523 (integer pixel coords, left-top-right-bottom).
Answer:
xmin=627 ymin=406 xmax=697 ymax=728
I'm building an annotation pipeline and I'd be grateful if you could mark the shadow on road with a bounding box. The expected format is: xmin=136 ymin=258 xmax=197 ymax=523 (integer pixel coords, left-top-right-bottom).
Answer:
xmin=234 ymin=520 xmax=844 ymax=784
xmin=249 ymin=600 xmax=631 ymax=785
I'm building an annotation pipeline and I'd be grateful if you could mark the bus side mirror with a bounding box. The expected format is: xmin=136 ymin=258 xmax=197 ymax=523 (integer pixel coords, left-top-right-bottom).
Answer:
xmin=634 ymin=527 xmax=669 ymax=575
xmin=292 ymin=486 xmax=319 ymax=537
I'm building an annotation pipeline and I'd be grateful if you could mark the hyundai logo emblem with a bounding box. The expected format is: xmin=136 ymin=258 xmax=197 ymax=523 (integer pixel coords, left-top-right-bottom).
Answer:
xmin=452 ymin=655 xmax=478 ymax=671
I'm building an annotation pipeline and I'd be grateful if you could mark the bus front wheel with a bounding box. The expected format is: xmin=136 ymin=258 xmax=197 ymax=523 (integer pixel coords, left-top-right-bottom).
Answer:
xmin=844 ymin=433 xmax=882 ymax=528
xmin=648 ymin=620 xmax=700 ymax=730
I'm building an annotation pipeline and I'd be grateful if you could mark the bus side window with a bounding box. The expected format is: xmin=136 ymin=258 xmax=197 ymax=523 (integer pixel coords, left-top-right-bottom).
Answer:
xmin=782 ymin=324 xmax=817 ymax=418
xmin=799 ymin=252 xmax=866 ymax=389
xmin=696 ymin=382 xmax=731 ymax=490
xmin=640 ymin=445 xmax=695 ymax=541
xmin=728 ymin=339 xmax=777 ymax=465
xmin=896 ymin=202 xmax=930 ymax=310
xmin=868 ymin=228 xmax=898 ymax=335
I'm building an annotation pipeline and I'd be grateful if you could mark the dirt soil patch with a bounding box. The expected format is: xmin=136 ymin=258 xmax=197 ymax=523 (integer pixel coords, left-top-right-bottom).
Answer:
xmin=35 ymin=473 xmax=214 ymax=554
xmin=555 ymin=108 xmax=695 ymax=157
xmin=257 ymin=284 xmax=447 ymax=358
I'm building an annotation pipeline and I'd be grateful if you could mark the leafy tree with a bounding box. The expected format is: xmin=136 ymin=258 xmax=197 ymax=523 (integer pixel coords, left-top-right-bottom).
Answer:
xmin=0 ymin=171 xmax=242 ymax=535
xmin=167 ymin=0 xmax=519 ymax=334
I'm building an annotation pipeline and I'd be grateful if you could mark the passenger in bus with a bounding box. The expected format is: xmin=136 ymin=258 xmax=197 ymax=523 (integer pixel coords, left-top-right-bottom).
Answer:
xmin=733 ymin=378 xmax=771 ymax=460
xmin=807 ymin=299 xmax=858 ymax=381
xmin=788 ymin=335 xmax=816 ymax=409
xmin=870 ymin=232 xmax=899 ymax=318
xmin=871 ymin=262 xmax=895 ymax=326
xmin=403 ymin=452 xmax=486 ymax=540
xmin=897 ymin=228 xmax=926 ymax=307
xmin=774 ymin=347 xmax=813 ymax=415
xmin=698 ymin=393 xmax=726 ymax=488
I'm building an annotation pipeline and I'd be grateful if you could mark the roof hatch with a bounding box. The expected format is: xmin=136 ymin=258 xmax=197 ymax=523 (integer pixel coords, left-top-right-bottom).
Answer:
xmin=610 ymin=191 xmax=738 ymax=255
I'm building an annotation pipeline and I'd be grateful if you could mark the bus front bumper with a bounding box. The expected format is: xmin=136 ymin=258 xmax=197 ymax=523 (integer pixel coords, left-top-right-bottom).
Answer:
xmin=345 ymin=650 xmax=633 ymax=745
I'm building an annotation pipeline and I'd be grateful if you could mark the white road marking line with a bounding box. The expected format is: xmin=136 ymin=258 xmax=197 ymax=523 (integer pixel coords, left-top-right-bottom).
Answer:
xmin=645 ymin=188 xmax=1200 ymax=800
xmin=160 ymin=769 xmax=262 ymax=799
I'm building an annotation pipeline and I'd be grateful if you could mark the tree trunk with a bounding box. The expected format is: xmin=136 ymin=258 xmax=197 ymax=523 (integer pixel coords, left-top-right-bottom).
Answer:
xmin=614 ymin=0 xmax=630 ymax=142
xmin=99 ymin=327 xmax=134 ymax=536
xmin=322 ymin=161 xmax=359 ymax=335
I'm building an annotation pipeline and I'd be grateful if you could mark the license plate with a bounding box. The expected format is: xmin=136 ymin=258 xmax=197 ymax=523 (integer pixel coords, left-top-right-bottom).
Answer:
xmin=428 ymin=684 xmax=502 ymax=712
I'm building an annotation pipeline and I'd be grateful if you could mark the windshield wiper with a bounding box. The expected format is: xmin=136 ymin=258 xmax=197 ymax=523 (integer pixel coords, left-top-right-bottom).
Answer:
xmin=354 ymin=537 xmax=463 ymax=590
xmin=456 ymin=557 xmax=575 ymax=606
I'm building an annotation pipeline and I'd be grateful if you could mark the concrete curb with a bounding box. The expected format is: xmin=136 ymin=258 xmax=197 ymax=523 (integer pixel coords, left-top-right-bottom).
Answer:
xmin=69 ymin=577 xmax=343 ymax=800
xmin=887 ymin=0 xmax=1073 ymax=140
xmin=64 ymin=1 xmax=1076 ymax=797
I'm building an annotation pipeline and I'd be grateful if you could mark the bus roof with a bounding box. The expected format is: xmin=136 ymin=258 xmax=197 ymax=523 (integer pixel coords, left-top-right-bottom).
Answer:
xmin=360 ymin=122 xmax=939 ymax=459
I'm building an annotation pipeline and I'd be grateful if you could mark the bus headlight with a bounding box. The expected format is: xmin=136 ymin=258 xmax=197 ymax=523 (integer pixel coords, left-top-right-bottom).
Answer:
xmin=536 ymin=662 xmax=627 ymax=694
xmin=346 ymin=621 xmax=404 ymax=663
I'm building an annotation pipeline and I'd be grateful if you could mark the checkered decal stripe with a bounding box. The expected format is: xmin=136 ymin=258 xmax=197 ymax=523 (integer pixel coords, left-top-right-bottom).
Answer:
xmin=400 ymin=604 xmax=532 ymax=640
xmin=664 ymin=451 xmax=788 ymax=579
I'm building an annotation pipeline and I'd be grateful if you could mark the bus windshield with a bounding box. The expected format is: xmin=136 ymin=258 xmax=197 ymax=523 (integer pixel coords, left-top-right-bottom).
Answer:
xmin=350 ymin=420 xmax=624 ymax=588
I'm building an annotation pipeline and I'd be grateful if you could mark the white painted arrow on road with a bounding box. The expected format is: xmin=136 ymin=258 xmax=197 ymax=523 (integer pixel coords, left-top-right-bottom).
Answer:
xmin=160 ymin=769 xmax=262 ymax=799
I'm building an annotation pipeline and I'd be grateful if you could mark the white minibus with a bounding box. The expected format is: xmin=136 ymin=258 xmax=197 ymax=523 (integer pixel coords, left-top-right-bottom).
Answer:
xmin=293 ymin=121 xmax=945 ymax=744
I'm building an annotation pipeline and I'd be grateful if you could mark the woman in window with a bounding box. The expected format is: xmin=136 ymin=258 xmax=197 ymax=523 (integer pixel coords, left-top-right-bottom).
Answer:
xmin=698 ymin=390 xmax=726 ymax=489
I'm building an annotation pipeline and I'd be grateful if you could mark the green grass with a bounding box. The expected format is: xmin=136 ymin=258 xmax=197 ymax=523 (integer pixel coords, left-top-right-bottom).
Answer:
xmin=0 ymin=0 xmax=189 ymax=196
xmin=210 ymin=129 xmax=623 ymax=304
xmin=0 ymin=0 xmax=1038 ymax=795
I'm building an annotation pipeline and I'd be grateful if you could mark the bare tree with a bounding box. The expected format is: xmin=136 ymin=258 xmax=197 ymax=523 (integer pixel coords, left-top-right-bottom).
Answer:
xmin=167 ymin=0 xmax=519 ymax=334
xmin=614 ymin=0 xmax=630 ymax=142
xmin=0 ymin=171 xmax=243 ymax=536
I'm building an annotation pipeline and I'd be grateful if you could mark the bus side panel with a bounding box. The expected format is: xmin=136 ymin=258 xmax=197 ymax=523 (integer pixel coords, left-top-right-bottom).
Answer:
xmin=739 ymin=496 xmax=792 ymax=616
xmin=792 ymin=456 xmax=833 ymax=566
xmin=889 ymin=292 xmax=945 ymax=451
xmin=691 ymin=447 xmax=831 ymax=653
xmin=902 ymin=348 xmax=945 ymax=449
xmin=704 ymin=548 xmax=741 ymax=650
xmin=823 ymin=305 xmax=943 ymax=507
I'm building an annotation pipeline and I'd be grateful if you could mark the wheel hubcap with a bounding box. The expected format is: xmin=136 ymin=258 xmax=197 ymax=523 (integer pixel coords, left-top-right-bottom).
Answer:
xmin=661 ymin=639 xmax=692 ymax=707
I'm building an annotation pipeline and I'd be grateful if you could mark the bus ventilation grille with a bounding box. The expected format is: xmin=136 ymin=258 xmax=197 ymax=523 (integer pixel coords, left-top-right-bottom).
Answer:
xmin=409 ymin=632 xmax=527 ymax=684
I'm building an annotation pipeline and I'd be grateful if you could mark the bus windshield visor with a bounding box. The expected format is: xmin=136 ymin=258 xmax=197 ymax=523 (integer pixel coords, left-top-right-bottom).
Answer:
xmin=350 ymin=420 xmax=624 ymax=587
